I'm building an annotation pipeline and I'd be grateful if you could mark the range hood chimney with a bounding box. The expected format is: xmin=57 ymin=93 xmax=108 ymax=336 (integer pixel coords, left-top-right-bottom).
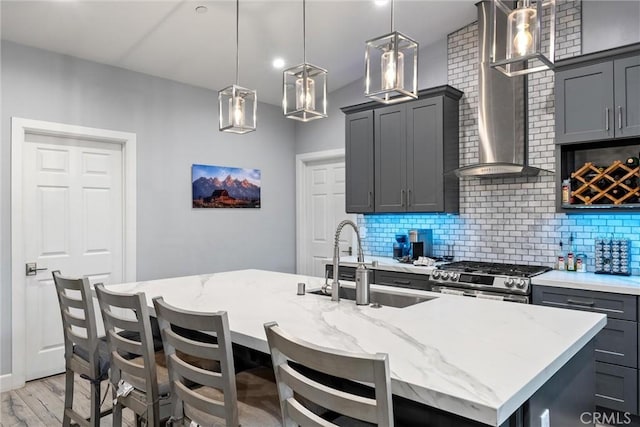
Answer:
xmin=454 ymin=1 xmax=549 ymax=178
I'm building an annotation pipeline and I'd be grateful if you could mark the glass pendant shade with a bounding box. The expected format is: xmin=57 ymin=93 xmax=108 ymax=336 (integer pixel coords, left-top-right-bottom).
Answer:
xmin=283 ymin=0 xmax=328 ymax=122
xmin=491 ymin=0 xmax=555 ymax=77
xmin=218 ymin=84 xmax=257 ymax=134
xmin=365 ymin=31 xmax=418 ymax=104
xmin=284 ymin=63 xmax=328 ymax=122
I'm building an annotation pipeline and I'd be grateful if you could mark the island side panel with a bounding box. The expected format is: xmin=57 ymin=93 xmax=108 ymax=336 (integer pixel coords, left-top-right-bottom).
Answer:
xmin=525 ymin=340 xmax=596 ymax=427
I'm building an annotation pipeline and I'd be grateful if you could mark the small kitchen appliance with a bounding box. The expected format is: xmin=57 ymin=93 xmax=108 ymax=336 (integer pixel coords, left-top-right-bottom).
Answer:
xmin=430 ymin=261 xmax=551 ymax=303
xmin=409 ymin=229 xmax=433 ymax=259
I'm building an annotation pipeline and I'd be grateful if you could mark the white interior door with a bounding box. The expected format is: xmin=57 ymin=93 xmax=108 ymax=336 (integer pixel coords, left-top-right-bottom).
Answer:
xmin=303 ymin=159 xmax=355 ymax=277
xmin=22 ymin=133 xmax=124 ymax=381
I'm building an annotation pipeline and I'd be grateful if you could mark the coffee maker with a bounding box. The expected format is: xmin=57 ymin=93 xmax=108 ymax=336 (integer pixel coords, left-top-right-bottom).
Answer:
xmin=408 ymin=229 xmax=433 ymax=260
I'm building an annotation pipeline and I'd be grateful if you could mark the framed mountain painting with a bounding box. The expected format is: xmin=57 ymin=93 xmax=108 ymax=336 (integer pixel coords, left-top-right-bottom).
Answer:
xmin=192 ymin=164 xmax=261 ymax=208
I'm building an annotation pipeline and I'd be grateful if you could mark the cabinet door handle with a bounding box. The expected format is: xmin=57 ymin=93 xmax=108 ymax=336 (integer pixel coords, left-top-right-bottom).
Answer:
xmin=605 ymin=107 xmax=610 ymax=131
xmin=407 ymin=189 xmax=412 ymax=206
xmin=400 ymin=189 xmax=405 ymax=207
xmin=567 ymin=298 xmax=595 ymax=307
xmin=393 ymin=279 xmax=411 ymax=285
xmin=368 ymin=191 xmax=372 ymax=207
xmin=618 ymin=106 xmax=623 ymax=129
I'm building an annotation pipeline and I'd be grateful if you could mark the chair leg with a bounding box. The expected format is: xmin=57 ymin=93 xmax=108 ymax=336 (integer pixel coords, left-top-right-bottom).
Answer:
xmin=112 ymin=402 xmax=123 ymax=427
xmin=89 ymin=380 xmax=101 ymax=426
xmin=63 ymin=369 xmax=74 ymax=427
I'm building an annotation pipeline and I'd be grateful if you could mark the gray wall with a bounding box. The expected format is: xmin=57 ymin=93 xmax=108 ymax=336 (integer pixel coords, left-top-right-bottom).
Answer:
xmin=0 ymin=41 xmax=297 ymax=375
xmin=294 ymin=37 xmax=448 ymax=154
xmin=582 ymin=0 xmax=640 ymax=54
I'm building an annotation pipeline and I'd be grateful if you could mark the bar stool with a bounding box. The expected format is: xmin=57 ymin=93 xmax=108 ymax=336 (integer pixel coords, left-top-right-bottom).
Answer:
xmin=153 ymin=297 xmax=281 ymax=426
xmin=95 ymin=284 xmax=172 ymax=427
xmin=52 ymin=271 xmax=112 ymax=427
xmin=264 ymin=321 xmax=393 ymax=427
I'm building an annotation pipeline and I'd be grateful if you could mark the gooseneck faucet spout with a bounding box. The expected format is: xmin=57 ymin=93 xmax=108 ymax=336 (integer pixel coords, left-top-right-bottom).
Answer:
xmin=328 ymin=220 xmax=366 ymax=302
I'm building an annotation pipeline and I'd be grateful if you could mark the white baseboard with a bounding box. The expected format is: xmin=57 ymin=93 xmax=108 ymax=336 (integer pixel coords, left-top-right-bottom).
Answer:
xmin=0 ymin=373 xmax=16 ymax=392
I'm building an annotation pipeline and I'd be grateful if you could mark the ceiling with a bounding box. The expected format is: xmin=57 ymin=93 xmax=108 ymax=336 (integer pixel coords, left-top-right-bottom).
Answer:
xmin=1 ymin=0 xmax=477 ymax=106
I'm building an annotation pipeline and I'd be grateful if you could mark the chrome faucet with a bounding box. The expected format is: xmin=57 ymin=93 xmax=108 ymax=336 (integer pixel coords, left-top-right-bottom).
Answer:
xmin=323 ymin=220 xmax=370 ymax=304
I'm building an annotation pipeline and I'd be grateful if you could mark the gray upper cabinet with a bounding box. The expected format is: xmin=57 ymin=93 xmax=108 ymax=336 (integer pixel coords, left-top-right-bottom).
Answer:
xmin=375 ymin=105 xmax=406 ymax=212
xmin=342 ymin=85 xmax=462 ymax=214
xmin=555 ymin=62 xmax=614 ymax=144
xmin=345 ymin=110 xmax=374 ymax=213
xmin=555 ymin=47 xmax=640 ymax=144
xmin=615 ymin=55 xmax=640 ymax=138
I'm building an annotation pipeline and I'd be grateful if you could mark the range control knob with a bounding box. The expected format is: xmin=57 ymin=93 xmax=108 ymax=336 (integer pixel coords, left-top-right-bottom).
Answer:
xmin=505 ymin=278 xmax=515 ymax=288
xmin=450 ymin=273 xmax=459 ymax=281
xmin=516 ymin=279 xmax=527 ymax=289
xmin=431 ymin=271 xmax=441 ymax=280
xmin=440 ymin=272 xmax=450 ymax=280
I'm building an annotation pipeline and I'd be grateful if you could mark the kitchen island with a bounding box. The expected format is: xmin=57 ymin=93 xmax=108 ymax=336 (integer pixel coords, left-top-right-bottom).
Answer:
xmin=106 ymin=269 xmax=606 ymax=426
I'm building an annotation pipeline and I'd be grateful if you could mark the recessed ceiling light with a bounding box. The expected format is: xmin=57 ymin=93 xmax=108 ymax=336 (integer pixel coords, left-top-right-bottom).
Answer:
xmin=272 ymin=58 xmax=286 ymax=69
xmin=374 ymin=0 xmax=388 ymax=6
xmin=195 ymin=5 xmax=208 ymax=14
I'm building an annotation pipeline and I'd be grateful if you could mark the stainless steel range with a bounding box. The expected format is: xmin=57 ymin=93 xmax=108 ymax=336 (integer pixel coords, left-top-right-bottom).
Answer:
xmin=430 ymin=261 xmax=552 ymax=303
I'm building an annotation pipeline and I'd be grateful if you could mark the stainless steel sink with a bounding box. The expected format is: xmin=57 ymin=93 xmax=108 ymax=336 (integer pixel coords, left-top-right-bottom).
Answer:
xmin=310 ymin=287 xmax=435 ymax=308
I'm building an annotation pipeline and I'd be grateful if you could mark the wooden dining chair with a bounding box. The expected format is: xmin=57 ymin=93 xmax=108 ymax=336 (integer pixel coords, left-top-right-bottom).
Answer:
xmin=94 ymin=284 xmax=172 ymax=427
xmin=152 ymin=296 xmax=281 ymax=427
xmin=264 ymin=321 xmax=394 ymax=427
xmin=52 ymin=270 xmax=112 ymax=427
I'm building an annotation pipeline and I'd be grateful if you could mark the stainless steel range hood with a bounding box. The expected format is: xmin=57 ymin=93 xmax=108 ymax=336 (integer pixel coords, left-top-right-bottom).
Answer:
xmin=454 ymin=1 xmax=550 ymax=179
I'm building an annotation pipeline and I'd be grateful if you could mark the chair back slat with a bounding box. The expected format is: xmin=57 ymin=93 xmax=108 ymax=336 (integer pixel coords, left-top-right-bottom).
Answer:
xmin=285 ymin=398 xmax=333 ymax=427
xmin=59 ymin=292 xmax=86 ymax=310
xmin=169 ymin=353 xmax=225 ymax=390
xmin=107 ymin=330 xmax=143 ymax=357
xmin=264 ymin=321 xmax=394 ymax=427
xmin=66 ymin=330 xmax=90 ymax=351
xmin=95 ymin=284 xmax=161 ymax=424
xmin=279 ymin=364 xmax=377 ymax=423
xmin=153 ymin=297 xmax=239 ymax=427
xmin=174 ymin=380 xmax=228 ymax=420
xmin=163 ymin=328 xmax=222 ymax=361
xmin=62 ymin=309 xmax=88 ymax=329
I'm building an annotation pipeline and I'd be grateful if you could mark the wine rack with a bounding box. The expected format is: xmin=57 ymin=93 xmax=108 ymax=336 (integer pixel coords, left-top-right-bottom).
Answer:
xmin=569 ymin=160 xmax=640 ymax=205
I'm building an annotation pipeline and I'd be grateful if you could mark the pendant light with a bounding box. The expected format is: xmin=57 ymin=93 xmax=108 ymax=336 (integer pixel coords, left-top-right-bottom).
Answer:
xmin=365 ymin=0 xmax=418 ymax=104
xmin=283 ymin=0 xmax=328 ymax=122
xmin=490 ymin=0 xmax=556 ymax=77
xmin=219 ymin=0 xmax=257 ymax=134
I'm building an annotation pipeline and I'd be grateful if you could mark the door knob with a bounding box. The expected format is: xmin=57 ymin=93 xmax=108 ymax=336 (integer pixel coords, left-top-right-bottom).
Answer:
xmin=25 ymin=262 xmax=48 ymax=276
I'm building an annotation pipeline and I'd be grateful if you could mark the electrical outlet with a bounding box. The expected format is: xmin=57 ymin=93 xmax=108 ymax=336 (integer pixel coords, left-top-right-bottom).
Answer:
xmin=540 ymin=409 xmax=550 ymax=427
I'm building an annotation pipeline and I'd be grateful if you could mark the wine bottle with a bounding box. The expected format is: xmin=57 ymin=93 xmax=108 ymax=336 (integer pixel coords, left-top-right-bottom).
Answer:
xmin=626 ymin=156 xmax=639 ymax=168
xmin=566 ymin=234 xmax=576 ymax=272
xmin=623 ymin=176 xmax=639 ymax=188
xmin=557 ymin=241 xmax=565 ymax=271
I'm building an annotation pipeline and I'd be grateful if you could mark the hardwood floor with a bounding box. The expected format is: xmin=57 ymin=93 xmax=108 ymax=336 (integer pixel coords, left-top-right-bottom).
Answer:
xmin=1 ymin=373 xmax=134 ymax=427
xmin=2 ymin=374 xmax=615 ymax=427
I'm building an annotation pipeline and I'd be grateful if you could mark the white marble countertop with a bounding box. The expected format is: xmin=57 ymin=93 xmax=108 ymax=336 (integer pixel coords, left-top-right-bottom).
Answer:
xmin=106 ymin=269 xmax=605 ymax=426
xmin=533 ymin=270 xmax=640 ymax=295
xmin=323 ymin=255 xmax=437 ymax=275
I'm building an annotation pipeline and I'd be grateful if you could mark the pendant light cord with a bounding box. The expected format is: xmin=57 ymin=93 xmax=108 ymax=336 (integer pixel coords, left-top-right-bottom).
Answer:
xmin=235 ymin=0 xmax=239 ymax=85
xmin=302 ymin=0 xmax=306 ymax=64
xmin=390 ymin=0 xmax=394 ymax=32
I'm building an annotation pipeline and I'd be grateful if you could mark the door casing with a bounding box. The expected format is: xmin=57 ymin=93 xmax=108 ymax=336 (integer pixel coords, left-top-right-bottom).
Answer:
xmin=8 ymin=117 xmax=137 ymax=391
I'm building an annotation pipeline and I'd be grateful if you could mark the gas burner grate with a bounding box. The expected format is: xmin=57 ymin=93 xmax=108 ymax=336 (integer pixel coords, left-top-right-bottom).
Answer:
xmin=439 ymin=261 xmax=551 ymax=277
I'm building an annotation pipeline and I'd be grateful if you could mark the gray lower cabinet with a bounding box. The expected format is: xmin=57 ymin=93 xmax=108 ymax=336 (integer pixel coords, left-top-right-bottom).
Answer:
xmin=596 ymin=362 xmax=638 ymax=414
xmin=325 ymin=265 xmax=357 ymax=282
xmin=374 ymin=270 xmax=431 ymax=291
xmin=345 ymin=110 xmax=374 ymax=213
xmin=532 ymin=285 xmax=639 ymax=415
